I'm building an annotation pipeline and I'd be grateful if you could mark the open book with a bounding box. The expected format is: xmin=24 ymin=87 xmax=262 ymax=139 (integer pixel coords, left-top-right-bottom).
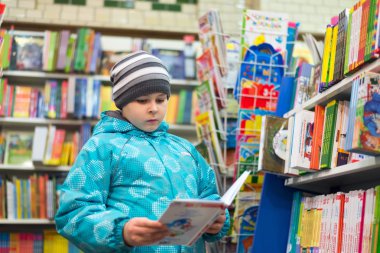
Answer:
xmin=157 ymin=170 xmax=251 ymax=246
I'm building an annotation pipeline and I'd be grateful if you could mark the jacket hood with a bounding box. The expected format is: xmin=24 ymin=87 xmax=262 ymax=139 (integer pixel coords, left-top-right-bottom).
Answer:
xmin=92 ymin=110 xmax=169 ymax=137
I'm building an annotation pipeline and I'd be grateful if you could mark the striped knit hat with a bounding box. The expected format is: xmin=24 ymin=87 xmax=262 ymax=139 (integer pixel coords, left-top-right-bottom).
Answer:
xmin=110 ymin=51 xmax=171 ymax=109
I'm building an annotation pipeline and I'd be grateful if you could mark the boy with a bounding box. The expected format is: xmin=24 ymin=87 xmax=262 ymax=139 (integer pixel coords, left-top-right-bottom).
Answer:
xmin=55 ymin=51 xmax=230 ymax=252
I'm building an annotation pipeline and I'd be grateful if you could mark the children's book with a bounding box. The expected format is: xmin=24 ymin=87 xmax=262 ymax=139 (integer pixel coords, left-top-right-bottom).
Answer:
xmin=257 ymin=115 xmax=288 ymax=175
xmin=9 ymin=31 xmax=44 ymax=71
xmin=157 ymin=170 xmax=250 ymax=246
xmin=240 ymin=9 xmax=288 ymax=59
xmin=4 ymin=131 xmax=33 ymax=166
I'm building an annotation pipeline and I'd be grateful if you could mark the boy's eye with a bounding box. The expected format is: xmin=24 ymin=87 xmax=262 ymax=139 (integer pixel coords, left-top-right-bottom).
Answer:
xmin=136 ymin=99 xmax=148 ymax=103
xmin=156 ymin=98 xmax=166 ymax=103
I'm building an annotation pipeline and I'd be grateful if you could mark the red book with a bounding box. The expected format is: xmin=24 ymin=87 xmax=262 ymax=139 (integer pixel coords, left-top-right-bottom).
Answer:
xmin=60 ymin=80 xmax=68 ymax=119
xmin=310 ymin=105 xmax=325 ymax=170
xmin=38 ymin=174 xmax=47 ymax=219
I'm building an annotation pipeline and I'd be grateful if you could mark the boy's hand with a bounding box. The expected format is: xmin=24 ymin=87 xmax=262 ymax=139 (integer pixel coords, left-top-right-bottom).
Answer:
xmin=205 ymin=210 xmax=226 ymax=234
xmin=123 ymin=218 xmax=170 ymax=246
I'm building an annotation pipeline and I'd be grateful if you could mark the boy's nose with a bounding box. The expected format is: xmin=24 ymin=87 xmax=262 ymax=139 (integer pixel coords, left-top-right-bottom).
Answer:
xmin=149 ymin=102 xmax=158 ymax=113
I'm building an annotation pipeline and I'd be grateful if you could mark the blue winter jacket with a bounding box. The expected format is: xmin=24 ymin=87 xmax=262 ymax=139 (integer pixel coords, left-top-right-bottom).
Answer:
xmin=55 ymin=111 xmax=230 ymax=253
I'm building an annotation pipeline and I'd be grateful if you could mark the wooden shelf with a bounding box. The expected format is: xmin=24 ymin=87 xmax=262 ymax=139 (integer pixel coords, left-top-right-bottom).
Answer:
xmin=0 ymin=117 xmax=195 ymax=132
xmin=0 ymin=219 xmax=55 ymax=225
xmin=2 ymin=70 xmax=199 ymax=87
xmin=284 ymin=58 xmax=380 ymax=118
xmin=0 ymin=164 xmax=70 ymax=172
xmin=0 ymin=117 xmax=97 ymax=126
xmin=285 ymin=157 xmax=380 ymax=194
xmin=2 ymin=20 xmax=198 ymax=40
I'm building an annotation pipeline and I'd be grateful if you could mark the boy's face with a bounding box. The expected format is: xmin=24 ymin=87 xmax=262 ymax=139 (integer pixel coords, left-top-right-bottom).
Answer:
xmin=121 ymin=92 xmax=168 ymax=132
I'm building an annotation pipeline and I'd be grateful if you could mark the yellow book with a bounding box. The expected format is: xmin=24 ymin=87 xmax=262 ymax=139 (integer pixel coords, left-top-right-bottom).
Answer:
xmin=165 ymin=93 xmax=179 ymax=124
xmin=328 ymin=25 xmax=338 ymax=84
xmin=321 ymin=25 xmax=333 ymax=85
xmin=100 ymin=86 xmax=117 ymax=112
xmin=13 ymin=86 xmax=32 ymax=118
xmin=60 ymin=142 xmax=72 ymax=166
xmin=15 ymin=178 xmax=21 ymax=219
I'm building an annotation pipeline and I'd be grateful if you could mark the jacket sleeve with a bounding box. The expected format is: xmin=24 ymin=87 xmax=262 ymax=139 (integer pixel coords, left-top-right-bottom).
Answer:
xmin=193 ymin=148 xmax=231 ymax=242
xmin=55 ymin=137 xmax=132 ymax=253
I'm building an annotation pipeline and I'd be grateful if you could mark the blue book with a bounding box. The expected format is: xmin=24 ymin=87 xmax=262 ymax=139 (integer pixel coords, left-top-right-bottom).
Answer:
xmin=275 ymin=76 xmax=295 ymax=117
xmin=151 ymin=48 xmax=185 ymax=79
xmin=182 ymin=90 xmax=193 ymax=124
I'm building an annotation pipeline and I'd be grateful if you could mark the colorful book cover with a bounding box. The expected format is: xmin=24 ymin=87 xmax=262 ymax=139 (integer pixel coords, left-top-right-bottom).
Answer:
xmin=319 ymin=100 xmax=338 ymax=169
xmin=195 ymin=110 xmax=226 ymax=174
xmin=198 ymin=10 xmax=228 ymax=77
xmin=196 ymin=49 xmax=226 ymax=109
xmin=196 ymin=79 xmax=224 ymax=139
xmin=290 ymin=110 xmax=315 ymax=171
xmin=157 ymin=171 xmax=250 ymax=246
xmin=257 ymin=115 xmax=288 ymax=175
xmin=151 ymin=48 xmax=185 ymax=80
xmin=9 ymin=31 xmax=44 ymax=71
xmin=351 ymin=72 xmax=380 ymax=154
xmin=310 ymin=105 xmax=325 ymax=170
xmin=4 ymin=131 xmax=33 ymax=166
xmin=240 ymin=9 xmax=288 ymax=58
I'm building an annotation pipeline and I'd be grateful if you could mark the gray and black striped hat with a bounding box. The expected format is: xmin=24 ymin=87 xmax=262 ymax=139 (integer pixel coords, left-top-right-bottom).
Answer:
xmin=110 ymin=50 xmax=171 ymax=109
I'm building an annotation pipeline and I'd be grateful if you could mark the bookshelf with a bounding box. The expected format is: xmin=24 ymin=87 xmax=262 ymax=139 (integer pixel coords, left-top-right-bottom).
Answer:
xmin=284 ymin=58 xmax=380 ymax=118
xmin=0 ymin=164 xmax=71 ymax=172
xmin=2 ymin=70 xmax=200 ymax=87
xmin=284 ymin=58 xmax=380 ymax=194
xmin=0 ymin=219 xmax=54 ymax=225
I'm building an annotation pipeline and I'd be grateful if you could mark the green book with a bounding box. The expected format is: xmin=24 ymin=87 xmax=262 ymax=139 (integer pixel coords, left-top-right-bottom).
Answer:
xmin=320 ymin=100 xmax=338 ymax=169
xmin=1 ymin=33 xmax=11 ymax=69
xmin=364 ymin=0 xmax=376 ymax=61
xmin=344 ymin=8 xmax=352 ymax=75
xmin=47 ymin=31 xmax=58 ymax=71
xmin=64 ymin=34 xmax=76 ymax=73
xmin=74 ymin=28 xmax=89 ymax=72
xmin=176 ymin=89 xmax=187 ymax=124
xmin=371 ymin=185 xmax=380 ymax=252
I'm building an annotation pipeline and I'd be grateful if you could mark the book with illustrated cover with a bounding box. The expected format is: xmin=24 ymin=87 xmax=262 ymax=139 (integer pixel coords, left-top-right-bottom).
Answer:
xmin=4 ymin=131 xmax=34 ymax=166
xmin=151 ymin=48 xmax=185 ymax=80
xmin=240 ymin=9 xmax=288 ymax=59
xmin=195 ymin=110 xmax=226 ymax=175
xmin=157 ymin=170 xmax=250 ymax=246
xmin=196 ymin=79 xmax=225 ymax=140
xmin=198 ymin=10 xmax=228 ymax=77
xmin=257 ymin=115 xmax=288 ymax=175
xmin=196 ymin=49 xmax=226 ymax=109
xmin=9 ymin=31 xmax=44 ymax=71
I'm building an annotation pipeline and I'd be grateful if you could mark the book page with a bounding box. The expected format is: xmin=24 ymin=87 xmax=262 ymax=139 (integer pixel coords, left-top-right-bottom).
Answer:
xmin=158 ymin=199 xmax=224 ymax=246
xmin=221 ymin=170 xmax=250 ymax=206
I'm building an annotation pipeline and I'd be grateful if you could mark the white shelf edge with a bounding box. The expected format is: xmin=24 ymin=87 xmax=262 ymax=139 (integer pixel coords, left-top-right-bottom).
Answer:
xmin=284 ymin=58 xmax=380 ymax=118
xmin=0 ymin=117 xmax=196 ymax=132
xmin=2 ymin=70 xmax=199 ymax=86
xmin=0 ymin=219 xmax=55 ymax=225
xmin=0 ymin=117 xmax=98 ymax=126
xmin=169 ymin=124 xmax=196 ymax=131
xmin=285 ymin=156 xmax=380 ymax=187
xmin=0 ymin=164 xmax=71 ymax=172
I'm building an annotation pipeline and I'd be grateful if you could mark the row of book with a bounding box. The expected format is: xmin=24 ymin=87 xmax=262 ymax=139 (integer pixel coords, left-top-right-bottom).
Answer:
xmin=0 ymin=77 xmax=117 ymax=119
xmin=0 ymin=124 xmax=90 ymax=167
xmin=287 ymin=186 xmax=380 ymax=253
xmin=165 ymin=89 xmax=197 ymax=125
xmin=0 ymin=28 xmax=102 ymax=74
xmin=0 ymin=28 xmax=198 ymax=81
xmin=320 ymin=0 xmax=380 ymax=92
xmin=285 ymin=71 xmax=380 ymax=175
xmin=0 ymin=230 xmax=82 ymax=253
xmin=0 ymin=173 xmax=66 ymax=220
